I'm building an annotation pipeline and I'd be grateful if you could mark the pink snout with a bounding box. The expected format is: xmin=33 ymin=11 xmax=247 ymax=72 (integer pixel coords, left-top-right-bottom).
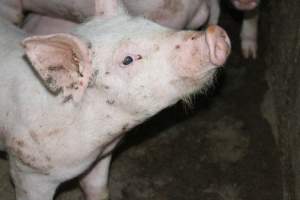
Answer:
xmin=205 ymin=25 xmax=231 ymax=66
xmin=231 ymin=0 xmax=258 ymax=10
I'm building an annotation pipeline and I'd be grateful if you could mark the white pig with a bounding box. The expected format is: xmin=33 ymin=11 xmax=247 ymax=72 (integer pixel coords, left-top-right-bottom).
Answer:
xmin=4 ymin=0 xmax=103 ymax=23
xmin=0 ymin=0 xmax=257 ymax=58
xmin=208 ymin=0 xmax=260 ymax=59
xmin=0 ymin=0 xmax=231 ymax=200
xmin=0 ymin=0 xmax=210 ymax=35
xmin=22 ymin=13 xmax=78 ymax=35
xmin=22 ymin=0 xmax=210 ymax=29
xmin=123 ymin=0 xmax=210 ymax=29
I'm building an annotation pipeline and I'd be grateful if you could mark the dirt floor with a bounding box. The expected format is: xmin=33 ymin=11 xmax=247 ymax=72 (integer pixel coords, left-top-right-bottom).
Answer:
xmin=0 ymin=2 xmax=283 ymax=200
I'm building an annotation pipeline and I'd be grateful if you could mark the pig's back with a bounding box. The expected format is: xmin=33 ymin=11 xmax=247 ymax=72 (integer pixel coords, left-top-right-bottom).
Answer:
xmin=0 ymin=17 xmax=32 ymax=107
xmin=123 ymin=0 xmax=204 ymax=29
xmin=0 ymin=17 xmax=25 ymax=56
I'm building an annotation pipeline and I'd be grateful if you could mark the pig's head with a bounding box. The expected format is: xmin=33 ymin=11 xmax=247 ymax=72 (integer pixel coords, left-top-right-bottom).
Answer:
xmin=230 ymin=0 xmax=260 ymax=10
xmin=22 ymin=1 xmax=230 ymax=118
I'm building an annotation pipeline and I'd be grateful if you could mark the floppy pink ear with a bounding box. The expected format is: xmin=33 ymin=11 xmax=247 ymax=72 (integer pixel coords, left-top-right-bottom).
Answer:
xmin=22 ymin=33 xmax=93 ymax=102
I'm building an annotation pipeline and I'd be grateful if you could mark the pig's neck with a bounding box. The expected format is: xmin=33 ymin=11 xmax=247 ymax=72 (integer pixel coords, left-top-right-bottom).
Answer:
xmin=78 ymin=89 xmax=150 ymax=149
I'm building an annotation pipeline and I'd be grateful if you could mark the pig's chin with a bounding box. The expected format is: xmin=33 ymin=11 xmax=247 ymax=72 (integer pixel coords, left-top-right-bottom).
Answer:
xmin=176 ymin=68 xmax=217 ymax=101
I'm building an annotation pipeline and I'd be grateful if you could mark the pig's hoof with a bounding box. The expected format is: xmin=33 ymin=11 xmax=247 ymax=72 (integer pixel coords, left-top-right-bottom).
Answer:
xmin=100 ymin=192 xmax=109 ymax=200
xmin=85 ymin=188 xmax=109 ymax=200
xmin=241 ymin=38 xmax=257 ymax=59
xmin=98 ymin=189 xmax=110 ymax=200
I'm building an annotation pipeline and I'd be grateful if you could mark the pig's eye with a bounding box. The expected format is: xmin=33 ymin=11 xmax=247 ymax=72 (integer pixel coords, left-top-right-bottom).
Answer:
xmin=120 ymin=55 xmax=142 ymax=67
xmin=122 ymin=56 xmax=134 ymax=65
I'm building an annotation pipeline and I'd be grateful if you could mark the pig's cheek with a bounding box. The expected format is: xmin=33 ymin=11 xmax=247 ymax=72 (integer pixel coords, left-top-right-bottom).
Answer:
xmin=170 ymin=44 xmax=208 ymax=79
xmin=101 ymin=73 xmax=129 ymax=104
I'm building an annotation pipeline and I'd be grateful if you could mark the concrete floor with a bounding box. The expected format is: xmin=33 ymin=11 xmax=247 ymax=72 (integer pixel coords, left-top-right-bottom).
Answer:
xmin=0 ymin=3 xmax=282 ymax=200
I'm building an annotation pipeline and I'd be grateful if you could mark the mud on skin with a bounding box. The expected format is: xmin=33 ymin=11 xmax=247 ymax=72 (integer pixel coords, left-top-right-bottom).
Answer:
xmin=0 ymin=0 xmax=231 ymax=200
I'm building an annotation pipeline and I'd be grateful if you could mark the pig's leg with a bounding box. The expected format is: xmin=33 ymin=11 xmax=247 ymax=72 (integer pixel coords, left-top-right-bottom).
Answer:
xmin=208 ymin=0 xmax=221 ymax=25
xmin=10 ymin=162 xmax=58 ymax=200
xmin=240 ymin=9 xmax=259 ymax=59
xmin=80 ymin=155 xmax=112 ymax=200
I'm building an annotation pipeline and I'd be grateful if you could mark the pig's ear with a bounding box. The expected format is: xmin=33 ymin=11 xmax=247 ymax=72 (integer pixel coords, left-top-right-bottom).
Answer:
xmin=95 ymin=0 xmax=127 ymax=18
xmin=22 ymin=33 xmax=94 ymax=102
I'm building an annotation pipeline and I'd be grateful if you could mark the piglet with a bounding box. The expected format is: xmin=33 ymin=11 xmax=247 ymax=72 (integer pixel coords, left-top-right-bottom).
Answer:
xmin=0 ymin=0 xmax=230 ymax=200
xmin=17 ymin=0 xmax=106 ymax=22
xmin=19 ymin=0 xmax=257 ymax=59
xmin=209 ymin=0 xmax=260 ymax=59
xmin=21 ymin=0 xmax=211 ymax=35
xmin=123 ymin=0 xmax=210 ymax=29
xmin=22 ymin=13 xmax=77 ymax=35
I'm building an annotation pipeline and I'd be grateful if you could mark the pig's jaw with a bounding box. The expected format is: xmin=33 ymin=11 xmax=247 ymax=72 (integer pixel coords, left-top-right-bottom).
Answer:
xmin=172 ymin=67 xmax=217 ymax=103
xmin=82 ymin=87 xmax=174 ymax=134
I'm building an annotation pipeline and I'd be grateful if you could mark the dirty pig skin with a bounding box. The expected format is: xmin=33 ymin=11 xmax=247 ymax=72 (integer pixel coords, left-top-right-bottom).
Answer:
xmin=0 ymin=0 xmax=231 ymax=200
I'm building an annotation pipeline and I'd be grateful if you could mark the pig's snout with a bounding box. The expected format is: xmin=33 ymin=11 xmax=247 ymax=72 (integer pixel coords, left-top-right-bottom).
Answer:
xmin=206 ymin=25 xmax=231 ymax=66
xmin=231 ymin=0 xmax=258 ymax=10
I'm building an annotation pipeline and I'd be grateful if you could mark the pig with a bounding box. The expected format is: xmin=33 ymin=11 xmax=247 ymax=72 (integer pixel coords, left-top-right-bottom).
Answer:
xmin=0 ymin=0 xmax=231 ymax=199
xmin=0 ymin=0 xmax=256 ymax=58
xmin=208 ymin=0 xmax=260 ymax=59
xmin=22 ymin=0 xmax=211 ymax=30
xmin=20 ymin=0 xmax=210 ymax=29
xmin=22 ymin=13 xmax=78 ymax=35
xmin=122 ymin=0 xmax=210 ymax=30
xmin=20 ymin=0 xmax=211 ymax=35
xmin=0 ymin=0 xmax=103 ymax=24
xmin=18 ymin=0 xmax=257 ymax=59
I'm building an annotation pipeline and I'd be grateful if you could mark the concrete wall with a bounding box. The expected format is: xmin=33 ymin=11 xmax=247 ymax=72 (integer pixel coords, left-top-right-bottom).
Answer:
xmin=261 ymin=1 xmax=300 ymax=199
